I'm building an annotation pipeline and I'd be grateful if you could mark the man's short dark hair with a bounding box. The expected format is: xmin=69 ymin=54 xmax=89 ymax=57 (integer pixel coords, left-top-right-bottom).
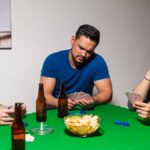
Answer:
xmin=75 ymin=24 xmax=100 ymax=46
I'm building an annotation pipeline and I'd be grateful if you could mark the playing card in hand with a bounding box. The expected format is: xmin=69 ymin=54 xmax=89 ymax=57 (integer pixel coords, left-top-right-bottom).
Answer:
xmin=68 ymin=91 xmax=92 ymax=102
xmin=126 ymin=91 xmax=142 ymax=104
xmin=68 ymin=93 xmax=76 ymax=102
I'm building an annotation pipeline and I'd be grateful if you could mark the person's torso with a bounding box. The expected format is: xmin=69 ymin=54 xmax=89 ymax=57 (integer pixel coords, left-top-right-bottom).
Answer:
xmin=42 ymin=49 xmax=109 ymax=98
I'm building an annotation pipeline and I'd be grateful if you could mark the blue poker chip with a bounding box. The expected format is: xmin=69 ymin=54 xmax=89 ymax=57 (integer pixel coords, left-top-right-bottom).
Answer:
xmin=122 ymin=122 xmax=129 ymax=126
xmin=80 ymin=110 xmax=87 ymax=114
xmin=68 ymin=110 xmax=87 ymax=115
xmin=114 ymin=120 xmax=122 ymax=125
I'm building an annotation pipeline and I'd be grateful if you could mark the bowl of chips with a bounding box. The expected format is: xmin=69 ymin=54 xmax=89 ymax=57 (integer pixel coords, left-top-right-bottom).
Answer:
xmin=64 ymin=114 xmax=100 ymax=137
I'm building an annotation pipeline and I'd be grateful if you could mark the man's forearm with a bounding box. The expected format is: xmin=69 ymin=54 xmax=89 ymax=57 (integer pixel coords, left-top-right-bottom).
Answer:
xmin=93 ymin=91 xmax=112 ymax=104
xmin=45 ymin=94 xmax=58 ymax=108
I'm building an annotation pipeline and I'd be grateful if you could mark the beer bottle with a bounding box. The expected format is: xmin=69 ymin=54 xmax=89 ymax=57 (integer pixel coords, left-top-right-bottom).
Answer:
xmin=12 ymin=102 xmax=25 ymax=150
xmin=58 ymin=82 xmax=68 ymax=118
xmin=36 ymin=83 xmax=47 ymax=122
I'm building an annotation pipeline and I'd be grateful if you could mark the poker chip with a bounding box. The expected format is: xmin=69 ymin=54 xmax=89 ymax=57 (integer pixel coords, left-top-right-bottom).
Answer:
xmin=114 ymin=120 xmax=130 ymax=126
xmin=114 ymin=120 xmax=122 ymax=125
xmin=122 ymin=122 xmax=129 ymax=126
xmin=80 ymin=110 xmax=87 ymax=114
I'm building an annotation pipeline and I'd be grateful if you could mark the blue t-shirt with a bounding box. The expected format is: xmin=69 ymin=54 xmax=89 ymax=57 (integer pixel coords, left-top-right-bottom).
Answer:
xmin=41 ymin=49 xmax=110 ymax=98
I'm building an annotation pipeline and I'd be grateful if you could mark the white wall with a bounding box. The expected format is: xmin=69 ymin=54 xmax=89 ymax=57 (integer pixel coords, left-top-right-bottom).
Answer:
xmin=0 ymin=0 xmax=11 ymax=31
xmin=0 ymin=0 xmax=150 ymax=112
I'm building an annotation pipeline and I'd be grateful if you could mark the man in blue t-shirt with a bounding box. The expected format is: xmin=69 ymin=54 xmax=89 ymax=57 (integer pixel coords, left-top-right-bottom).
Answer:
xmin=40 ymin=24 xmax=112 ymax=109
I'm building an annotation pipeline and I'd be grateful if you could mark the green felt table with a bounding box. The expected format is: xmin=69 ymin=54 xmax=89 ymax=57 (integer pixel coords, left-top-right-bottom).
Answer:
xmin=0 ymin=104 xmax=150 ymax=150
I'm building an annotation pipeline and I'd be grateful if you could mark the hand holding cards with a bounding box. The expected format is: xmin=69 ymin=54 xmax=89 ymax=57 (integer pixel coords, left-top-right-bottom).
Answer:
xmin=68 ymin=92 xmax=92 ymax=102
xmin=126 ymin=91 xmax=142 ymax=104
xmin=68 ymin=91 xmax=95 ymax=109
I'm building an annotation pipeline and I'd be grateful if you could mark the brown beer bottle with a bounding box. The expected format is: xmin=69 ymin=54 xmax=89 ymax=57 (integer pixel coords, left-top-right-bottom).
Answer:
xmin=36 ymin=83 xmax=47 ymax=122
xmin=58 ymin=82 xmax=68 ymax=118
xmin=12 ymin=102 xmax=25 ymax=150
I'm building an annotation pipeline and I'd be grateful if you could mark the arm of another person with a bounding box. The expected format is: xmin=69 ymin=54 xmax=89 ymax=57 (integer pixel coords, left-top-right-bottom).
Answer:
xmin=128 ymin=70 xmax=150 ymax=110
xmin=132 ymin=70 xmax=150 ymax=101
xmin=93 ymin=78 xmax=113 ymax=104
xmin=132 ymin=71 xmax=150 ymax=119
xmin=0 ymin=104 xmax=26 ymax=125
xmin=0 ymin=105 xmax=14 ymax=125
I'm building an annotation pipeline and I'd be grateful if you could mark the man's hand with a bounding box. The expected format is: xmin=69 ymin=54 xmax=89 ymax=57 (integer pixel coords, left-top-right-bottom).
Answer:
xmin=76 ymin=96 xmax=95 ymax=110
xmin=133 ymin=101 xmax=150 ymax=119
xmin=68 ymin=99 xmax=76 ymax=110
xmin=68 ymin=92 xmax=96 ymax=110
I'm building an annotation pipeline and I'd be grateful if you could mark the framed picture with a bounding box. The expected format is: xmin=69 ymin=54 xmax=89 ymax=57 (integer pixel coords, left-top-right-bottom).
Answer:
xmin=0 ymin=0 xmax=12 ymax=49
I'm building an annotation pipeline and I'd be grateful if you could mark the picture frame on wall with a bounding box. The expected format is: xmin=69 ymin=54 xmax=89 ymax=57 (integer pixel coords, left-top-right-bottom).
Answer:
xmin=0 ymin=0 xmax=12 ymax=49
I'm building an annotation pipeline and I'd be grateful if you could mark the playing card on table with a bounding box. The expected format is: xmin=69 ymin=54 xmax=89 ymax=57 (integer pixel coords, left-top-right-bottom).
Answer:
xmin=126 ymin=91 xmax=142 ymax=104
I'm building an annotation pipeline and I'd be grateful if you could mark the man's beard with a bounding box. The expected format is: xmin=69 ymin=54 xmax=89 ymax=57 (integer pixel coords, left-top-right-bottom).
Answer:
xmin=70 ymin=50 xmax=87 ymax=66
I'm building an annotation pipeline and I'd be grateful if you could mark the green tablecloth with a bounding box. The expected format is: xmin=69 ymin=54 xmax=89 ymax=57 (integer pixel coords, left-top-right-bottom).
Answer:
xmin=0 ymin=104 xmax=150 ymax=150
